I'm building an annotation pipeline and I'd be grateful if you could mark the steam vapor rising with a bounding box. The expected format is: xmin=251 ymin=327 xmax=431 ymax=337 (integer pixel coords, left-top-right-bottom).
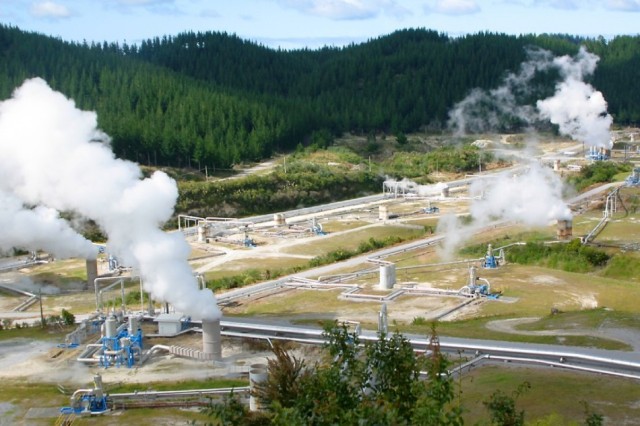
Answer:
xmin=448 ymin=46 xmax=612 ymax=148
xmin=436 ymin=164 xmax=571 ymax=257
xmin=439 ymin=46 xmax=610 ymax=258
xmin=0 ymin=78 xmax=220 ymax=320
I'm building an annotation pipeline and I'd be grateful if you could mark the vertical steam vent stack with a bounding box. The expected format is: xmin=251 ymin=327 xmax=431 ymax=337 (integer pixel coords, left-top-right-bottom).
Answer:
xmin=379 ymin=206 xmax=389 ymax=221
xmin=274 ymin=213 xmax=286 ymax=226
xmin=378 ymin=303 xmax=389 ymax=334
xmin=86 ymin=259 xmax=98 ymax=290
xmin=468 ymin=265 xmax=478 ymax=287
xmin=557 ymin=219 xmax=573 ymax=240
xmin=249 ymin=364 xmax=268 ymax=412
xmin=202 ymin=319 xmax=222 ymax=361
xmin=197 ymin=224 xmax=206 ymax=243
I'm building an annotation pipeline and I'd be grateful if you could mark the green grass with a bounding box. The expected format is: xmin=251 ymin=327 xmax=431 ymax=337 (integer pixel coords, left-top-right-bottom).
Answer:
xmin=27 ymin=259 xmax=89 ymax=281
xmin=601 ymin=252 xmax=640 ymax=282
xmin=230 ymin=288 xmax=378 ymax=318
xmin=0 ymin=380 xmax=69 ymax=426
xmin=402 ymin=316 xmax=631 ymax=351
xmin=459 ymin=364 xmax=640 ymax=424
xmin=321 ymin=220 xmax=371 ymax=233
xmin=108 ymin=378 xmax=248 ymax=393
xmin=0 ymin=372 xmax=247 ymax=425
xmin=203 ymin=256 xmax=310 ymax=279
xmin=280 ymin=224 xmax=425 ymax=256
xmin=73 ymin=407 xmax=212 ymax=425
xmin=517 ymin=308 xmax=640 ymax=332
xmin=0 ymin=325 xmax=71 ymax=341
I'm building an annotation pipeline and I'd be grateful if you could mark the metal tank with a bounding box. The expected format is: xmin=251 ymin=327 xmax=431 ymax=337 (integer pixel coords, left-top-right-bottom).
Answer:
xmin=379 ymin=264 xmax=396 ymax=290
xmin=202 ymin=319 xmax=222 ymax=361
xmin=104 ymin=316 xmax=117 ymax=338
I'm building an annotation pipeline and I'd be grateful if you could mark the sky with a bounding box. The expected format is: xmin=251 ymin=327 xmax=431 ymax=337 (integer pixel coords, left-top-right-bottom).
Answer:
xmin=1 ymin=0 xmax=639 ymax=50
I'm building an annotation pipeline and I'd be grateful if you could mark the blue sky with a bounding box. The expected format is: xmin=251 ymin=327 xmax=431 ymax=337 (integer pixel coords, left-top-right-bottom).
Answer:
xmin=1 ymin=0 xmax=639 ymax=49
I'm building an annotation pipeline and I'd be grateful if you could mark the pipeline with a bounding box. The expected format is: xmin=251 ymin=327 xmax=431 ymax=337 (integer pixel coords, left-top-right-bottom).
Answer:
xmin=0 ymin=283 xmax=39 ymax=312
xmin=450 ymin=353 xmax=640 ymax=381
xmin=110 ymin=386 xmax=249 ymax=401
xmin=139 ymin=344 xmax=172 ymax=364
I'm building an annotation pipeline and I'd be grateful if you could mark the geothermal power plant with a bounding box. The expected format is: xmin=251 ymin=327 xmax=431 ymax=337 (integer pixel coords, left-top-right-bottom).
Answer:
xmin=2 ymin=48 xmax=640 ymax=422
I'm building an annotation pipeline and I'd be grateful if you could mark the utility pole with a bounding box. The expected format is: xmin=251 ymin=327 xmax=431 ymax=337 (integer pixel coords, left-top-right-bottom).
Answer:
xmin=39 ymin=290 xmax=45 ymax=328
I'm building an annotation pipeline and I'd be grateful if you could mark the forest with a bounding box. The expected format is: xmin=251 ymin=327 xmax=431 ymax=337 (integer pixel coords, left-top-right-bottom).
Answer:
xmin=1 ymin=25 xmax=639 ymax=169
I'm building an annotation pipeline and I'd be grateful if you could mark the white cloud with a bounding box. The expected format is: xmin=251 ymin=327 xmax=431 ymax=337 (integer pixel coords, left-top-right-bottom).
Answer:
xmin=102 ymin=0 xmax=179 ymax=14
xmin=30 ymin=1 xmax=72 ymax=19
xmin=199 ymin=8 xmax=221 ymax=18
xmin=531 ymin=0 xmax=580 ymax=9
xmin=426 ymin=0 xmax=480 ymax=15
xmin=111 ymin=0 xmax=170 ymax=5
xmin=279 ymin=0 xmax=409 ymax=20
xmin=606 ymin=0 xmax=640 ymax=11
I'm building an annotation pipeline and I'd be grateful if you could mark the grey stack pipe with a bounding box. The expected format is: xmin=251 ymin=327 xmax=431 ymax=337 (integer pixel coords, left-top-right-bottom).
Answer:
xmin=86 ymin=259 xmax=98 ymax=291
xmin=249 ymin=363 xmax=268 ymax=411
xmin=202 ymin=319 xmax=222 ymax=361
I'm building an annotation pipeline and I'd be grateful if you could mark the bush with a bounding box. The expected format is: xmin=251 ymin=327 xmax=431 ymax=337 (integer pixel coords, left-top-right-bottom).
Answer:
xmin=177 ymin=165 xmax=383 ymax=219
xmin=505 ymin=239 xmax=610 ymax=273
xmin=61 ymin=309 xmax=76 ymax=326
xmin=568 ymin=162 xmax=632 ymax=192
xmin=412 ymin=316 xmax=427 ymax=326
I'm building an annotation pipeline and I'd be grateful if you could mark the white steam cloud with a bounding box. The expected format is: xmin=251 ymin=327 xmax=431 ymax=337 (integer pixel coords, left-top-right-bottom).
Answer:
xmin=0 ymin=78 xmax=220 ymax=320
xmin=537 ymin=47 xmax=612 ymax=148
xmin=448 ymin=46 xmax=612 ymax=148
xmin=437 ymin=164 xmax=571 ymax=258
xmin=440 ymin=47 xmax=608 ymax=257
xmin=0 ymin=191 xmax=95 ymax=258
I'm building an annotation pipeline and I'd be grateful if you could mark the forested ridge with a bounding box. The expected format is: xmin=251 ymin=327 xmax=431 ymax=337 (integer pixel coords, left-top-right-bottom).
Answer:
xmin=1 ymin=25 xmax=639 ymax=168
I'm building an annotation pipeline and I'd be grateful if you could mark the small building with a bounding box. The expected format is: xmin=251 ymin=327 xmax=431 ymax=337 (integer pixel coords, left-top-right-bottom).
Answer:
xmin=155 ymin=313 xmax=189 ymax=336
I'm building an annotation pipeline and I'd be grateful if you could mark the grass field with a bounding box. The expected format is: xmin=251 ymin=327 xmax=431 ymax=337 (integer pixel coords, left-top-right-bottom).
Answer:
xmin=0 ymin=377 xmax=247 ymax=426
xmin=459 ymin=364 xmax=640 ymax=424
xmin=279 ymin=224 xmax=425 ymax=257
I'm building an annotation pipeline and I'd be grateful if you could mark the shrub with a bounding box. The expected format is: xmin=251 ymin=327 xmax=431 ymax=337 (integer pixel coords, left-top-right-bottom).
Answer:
xmin=61 ymin=309 xmax=76 ymax=326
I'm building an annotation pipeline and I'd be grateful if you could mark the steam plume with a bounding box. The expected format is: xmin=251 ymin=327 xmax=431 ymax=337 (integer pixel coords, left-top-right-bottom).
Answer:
xmin=0 ymin=78 xmax=220 ymax=320
xmin=448 ymin=46 xmax=612 ymax=148
xmin=537 ymin=47 xmax=612 ymax=148
xmin=437 ymin=163 xmax=571 ymax=258
xmin=440 ymin=46 xmax=608 ymax=257
xmin=0 ymin=190 xmax=95 ymax=258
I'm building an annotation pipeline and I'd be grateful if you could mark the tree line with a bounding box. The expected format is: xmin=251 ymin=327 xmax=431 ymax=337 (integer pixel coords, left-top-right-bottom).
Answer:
xmin=1 ymin=25 xmax=639 ymax=169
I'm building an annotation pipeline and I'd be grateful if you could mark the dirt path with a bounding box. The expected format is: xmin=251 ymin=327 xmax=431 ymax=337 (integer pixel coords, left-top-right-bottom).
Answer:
xmin=485 ymin=317 xmax=640 ymax=350
xmin=218 ymin=159 xmax=279 ymax=182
